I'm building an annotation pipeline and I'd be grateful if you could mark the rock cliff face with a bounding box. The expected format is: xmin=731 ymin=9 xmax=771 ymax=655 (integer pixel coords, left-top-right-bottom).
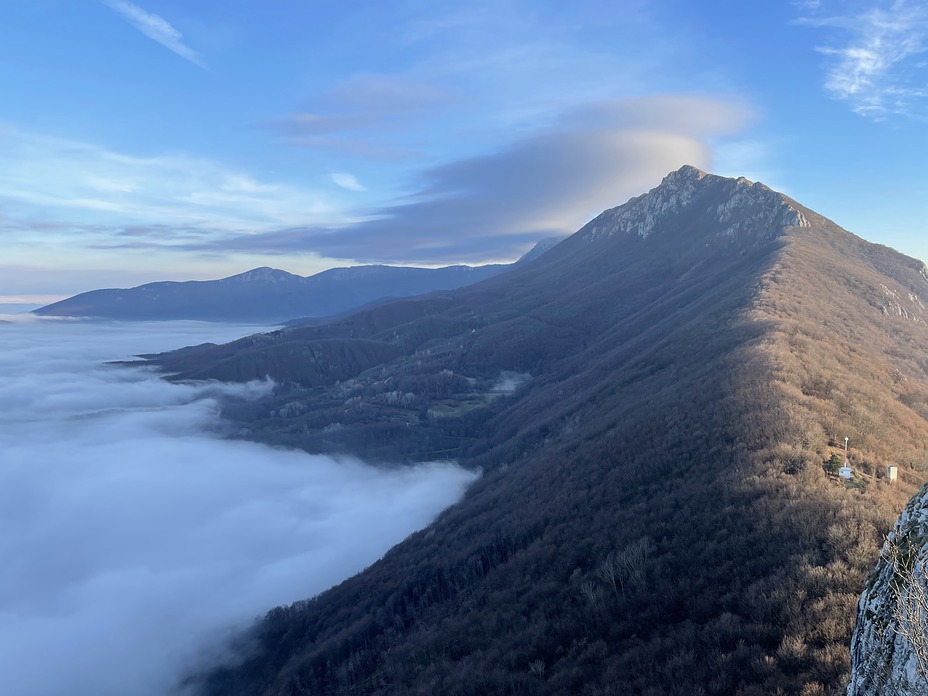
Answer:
xmin=849 ymin=484 xmax=928 ymax=695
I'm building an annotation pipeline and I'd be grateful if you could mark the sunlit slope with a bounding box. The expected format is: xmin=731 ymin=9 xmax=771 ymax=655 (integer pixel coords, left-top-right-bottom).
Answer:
xmin=155 ymin=166 xmax=928 ymax=695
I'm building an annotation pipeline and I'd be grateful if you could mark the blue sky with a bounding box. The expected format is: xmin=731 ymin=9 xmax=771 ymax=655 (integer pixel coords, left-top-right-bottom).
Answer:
xmin=1 ymin=0 xmax=927 ymax=301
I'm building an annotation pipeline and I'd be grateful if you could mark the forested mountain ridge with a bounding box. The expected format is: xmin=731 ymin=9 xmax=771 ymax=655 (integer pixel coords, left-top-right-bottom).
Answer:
xmin=151 ymin=166 xmax=928 ymax=695
xmin=33 ymin=253 xmax=561 ymax=323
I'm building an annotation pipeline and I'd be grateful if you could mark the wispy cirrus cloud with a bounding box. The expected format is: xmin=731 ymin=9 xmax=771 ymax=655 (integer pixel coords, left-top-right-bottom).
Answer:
xmin=268 ymin=73 xmax=456 ymax=157
xmin=102 ymin=0 xmax=207 ymax=69
xmin=331 ymin=172 xmax=366 ymax=192
xmin=0 ymin=125 xmax=357 ymax=286
xmin=798 ymin=0 xmax=928 ymax=118
xmin=0 ymin=126 xmax=340 ymax=233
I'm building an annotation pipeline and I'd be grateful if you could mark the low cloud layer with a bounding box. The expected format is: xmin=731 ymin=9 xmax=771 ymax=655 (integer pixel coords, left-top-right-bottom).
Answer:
xmin=203 ymin=96 xmax=749 ymax=264
xmin=0 ymin=320 xmax=477 ymax=696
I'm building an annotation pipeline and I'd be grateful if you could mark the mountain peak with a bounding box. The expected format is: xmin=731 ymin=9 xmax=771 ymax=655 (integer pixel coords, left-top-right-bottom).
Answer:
xmin=581 ymin=166 xmax=809 ymax=244
xmin=662 ymin=163 xmax=709 ymax=184
xmin=227 ymin=267 xmax=302 ymax=283
xmin=516 ymin=236 xmax=565 ymax=264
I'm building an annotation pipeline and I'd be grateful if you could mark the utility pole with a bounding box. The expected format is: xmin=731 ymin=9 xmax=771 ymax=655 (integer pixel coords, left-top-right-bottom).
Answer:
xmin=845 ymin=436 xmax=849 ymax=464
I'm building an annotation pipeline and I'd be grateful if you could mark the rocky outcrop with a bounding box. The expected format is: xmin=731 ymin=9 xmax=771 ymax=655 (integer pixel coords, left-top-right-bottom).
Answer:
xmin=877 ymin=283 xmax=926 ymax=323
xmin=848 ymin=483 xmax=928 ymax=695
xmin=582 ymin=164 xmax=809 ymax=243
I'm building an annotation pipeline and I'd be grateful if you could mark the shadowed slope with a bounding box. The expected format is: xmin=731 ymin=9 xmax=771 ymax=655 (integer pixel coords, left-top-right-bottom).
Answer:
xmin=154 ymin=167 xmax=928 ymax=695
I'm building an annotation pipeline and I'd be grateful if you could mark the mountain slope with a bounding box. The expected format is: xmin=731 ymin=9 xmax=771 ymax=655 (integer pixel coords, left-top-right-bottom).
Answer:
xmin=153 ymin=166 xmax=928 ymax=695
xmin=32 ymin=259 xmax=543 ymax=323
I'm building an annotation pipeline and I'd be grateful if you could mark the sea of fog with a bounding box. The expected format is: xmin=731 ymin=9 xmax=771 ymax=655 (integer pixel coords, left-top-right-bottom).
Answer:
xmin=0 ymin=317 xmax=478 ymax=696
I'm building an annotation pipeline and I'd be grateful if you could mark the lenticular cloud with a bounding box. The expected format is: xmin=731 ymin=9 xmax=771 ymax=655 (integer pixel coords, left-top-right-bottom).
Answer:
xmin=0 ymin=319 xmax=478 ymax=696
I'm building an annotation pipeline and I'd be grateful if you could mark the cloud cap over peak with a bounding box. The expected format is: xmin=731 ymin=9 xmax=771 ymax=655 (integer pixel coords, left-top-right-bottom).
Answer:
xmin=202 ymin=95 xmax=750 ymax=265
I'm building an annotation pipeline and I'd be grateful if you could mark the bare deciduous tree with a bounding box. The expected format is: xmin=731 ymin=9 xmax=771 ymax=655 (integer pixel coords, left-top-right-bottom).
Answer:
xmin=886 ymin=535 xmax=928 ymax=685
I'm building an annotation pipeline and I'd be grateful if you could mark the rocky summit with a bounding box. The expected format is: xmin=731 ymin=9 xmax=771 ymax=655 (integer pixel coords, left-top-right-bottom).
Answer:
xmin=584 ymin=165 xmax=809 ymax=243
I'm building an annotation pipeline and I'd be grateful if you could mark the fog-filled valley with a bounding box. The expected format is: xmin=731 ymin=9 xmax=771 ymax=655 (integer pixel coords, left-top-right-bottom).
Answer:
xmin=0 ymin=318 xmax=478 ymax=696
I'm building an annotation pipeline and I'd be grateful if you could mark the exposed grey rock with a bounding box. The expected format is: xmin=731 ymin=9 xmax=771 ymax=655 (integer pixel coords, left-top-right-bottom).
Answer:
xmin=582 ymin=164 xmax=809 ymax=243
xmin=848 ymin=484 xmax=928 ymax=695
xmin=877 ymin=283 xmax=926 ymax=323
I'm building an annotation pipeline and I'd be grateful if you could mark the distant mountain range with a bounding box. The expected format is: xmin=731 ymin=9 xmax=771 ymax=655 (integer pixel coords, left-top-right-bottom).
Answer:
xmin=33 ymin=239 xmax=561 ymax=323
xmin=145 ymin=166 xmax=928 ymax=695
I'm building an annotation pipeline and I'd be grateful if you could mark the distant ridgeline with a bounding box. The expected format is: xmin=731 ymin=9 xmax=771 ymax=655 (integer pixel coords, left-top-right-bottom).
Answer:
xmin=33 ymin=239 xmax=561 ymax=324
xmin=146 ymin=166 xmax=928 ymax=695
